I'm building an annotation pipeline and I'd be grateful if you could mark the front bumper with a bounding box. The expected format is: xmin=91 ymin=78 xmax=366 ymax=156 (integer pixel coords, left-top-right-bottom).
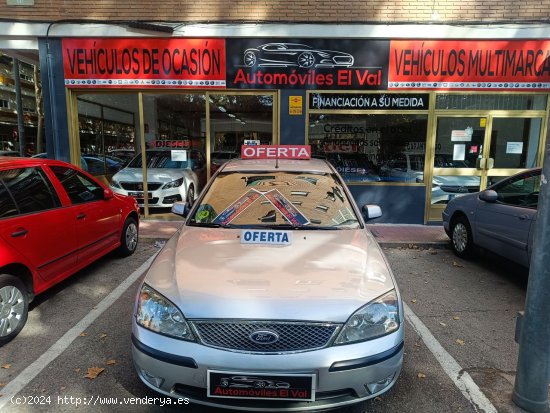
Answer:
xmin=131 ymin=325 xmax=403 ymax=411
xmin=112 ymin=186 xmax=185 ymax=208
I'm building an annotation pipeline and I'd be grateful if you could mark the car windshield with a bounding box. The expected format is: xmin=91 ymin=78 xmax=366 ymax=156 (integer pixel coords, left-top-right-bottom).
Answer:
xmin=189 ymin=171 xmax=361 ymax=229
xmin=127 ymin=150 xmax=192 ymax=169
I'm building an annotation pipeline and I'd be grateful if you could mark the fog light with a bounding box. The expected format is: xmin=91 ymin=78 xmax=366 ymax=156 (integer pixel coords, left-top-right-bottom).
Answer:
xmin=365 ymin=374 xmax=394 ymax=394
xmin=140 ymin=369 xmax=165 ymax=388
xmin=163 ymin=195 xmax=182 ymax=204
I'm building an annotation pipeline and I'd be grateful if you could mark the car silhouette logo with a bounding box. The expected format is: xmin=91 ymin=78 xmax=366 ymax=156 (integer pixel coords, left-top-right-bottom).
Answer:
xmin=243 ymin=43 xmax=354 ymax=69
xmin=249 ymin=330 xmax=279 ymax=344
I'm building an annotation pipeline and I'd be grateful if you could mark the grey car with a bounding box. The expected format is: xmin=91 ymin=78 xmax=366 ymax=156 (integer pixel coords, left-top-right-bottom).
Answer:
xmin=132 ymin=156 xmax=403 ymax=411
xmin=442 ymin=168 xmax=541 ymax=267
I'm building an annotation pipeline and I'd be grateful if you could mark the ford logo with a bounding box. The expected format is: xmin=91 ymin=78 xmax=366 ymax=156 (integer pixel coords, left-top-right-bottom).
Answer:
xmin=249 ymin=330 xmax=279 ymax=345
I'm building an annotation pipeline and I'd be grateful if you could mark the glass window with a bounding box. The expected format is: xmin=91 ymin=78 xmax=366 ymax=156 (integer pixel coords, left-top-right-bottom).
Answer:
xmin=431 ymin=174 xmax=480 ymax=205
xmin=493 ymin=170 xmax=541 ymax=208
xmin=77 ymin=94 xmax=138 ymax=176
xmin=142 ymin=93 xmax=207 ymax=192
xmin=127 ymin=149 xmax=195 ymax=169
xmin=436 ymin=94 xmax=547 ymax=110
xmin=209 ymin=94 xmax=274 ymax=173
xmin=1 ymin=167 xmax=60 ymax=214
xmin=309 ymin=113 xmax=429 ymax=183
xmin=190 ymin=171 xmax=360 ymax=228
xmin=51 ymin=166 xmax=104 ymax=204
xmin=434 ymin=117 xmax=485 ymax=169
xmin=0 ymin=180 xmax=18 ymax=219
xmin=489 ymin=118 xmax=541 ymax=169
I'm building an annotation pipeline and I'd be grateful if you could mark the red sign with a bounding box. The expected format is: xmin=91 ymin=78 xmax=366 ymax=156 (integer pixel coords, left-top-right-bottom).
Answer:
xmin=241 ymin=145 xmax=311 ymax=159
xmin=389 ymin=40 xmax=550 ymax=90
xmin=62 ymin=38 xmax=226 ymax=88
xmin=154 ymin=140 xmax=190 ymax=148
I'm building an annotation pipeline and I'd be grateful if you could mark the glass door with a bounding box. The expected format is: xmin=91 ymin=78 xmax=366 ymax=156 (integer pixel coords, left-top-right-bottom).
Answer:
xmin=486 ymin=117 xmax=542 ymax=186
xmin=427 ymin=115 xmax=543 ymax=220
xmin=430 ymin=116 xmax=485 ymax=207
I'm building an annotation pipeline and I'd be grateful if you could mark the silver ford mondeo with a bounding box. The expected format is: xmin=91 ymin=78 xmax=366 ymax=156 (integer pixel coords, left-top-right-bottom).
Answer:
xmin=132 ymin=155 xmax=404 ymax=412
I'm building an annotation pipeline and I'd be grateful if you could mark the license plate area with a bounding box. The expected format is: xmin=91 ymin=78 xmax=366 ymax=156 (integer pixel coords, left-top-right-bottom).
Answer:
xmin=128 ymin=191 xmax=152 ymax=199
xmin=207 ymin=370 xmax=315 ymax=401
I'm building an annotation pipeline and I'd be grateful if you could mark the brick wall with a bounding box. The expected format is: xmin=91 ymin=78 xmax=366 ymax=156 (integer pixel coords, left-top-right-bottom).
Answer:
xmin=0 ymin=0 xmax=547 ymax=23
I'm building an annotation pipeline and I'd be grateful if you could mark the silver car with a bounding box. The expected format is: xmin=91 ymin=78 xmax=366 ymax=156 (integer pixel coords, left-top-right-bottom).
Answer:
xmin=132 ymin=157 xmax=404 ymax=411
xmin=110 ymin=149 xmax=201 ymax=207
xmin=443 ymin=168 xmax=541 ymax=267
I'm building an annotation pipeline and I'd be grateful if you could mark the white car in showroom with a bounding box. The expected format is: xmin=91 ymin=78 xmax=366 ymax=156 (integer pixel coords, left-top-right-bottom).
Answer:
xmin=131 ymin=145 xmax=404 ymax=412
xmin=379 ymin=153 xmax=480 ymax=204
xmin=110 ymin=149 xmax=203 ymax=207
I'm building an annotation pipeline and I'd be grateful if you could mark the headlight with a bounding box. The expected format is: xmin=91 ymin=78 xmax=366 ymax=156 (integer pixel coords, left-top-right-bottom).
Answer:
xmin=110 ymin=179 xmax=122 ymax=189
xmin=136 ymin=284 xmax=194 ymax=341
xmin=335 ymin=290 xmax=400 ymax=345
xmin=432 ymin=177 xmax=443 ymax=187
xmin=162 ymin=177 xmax=184 ymax=189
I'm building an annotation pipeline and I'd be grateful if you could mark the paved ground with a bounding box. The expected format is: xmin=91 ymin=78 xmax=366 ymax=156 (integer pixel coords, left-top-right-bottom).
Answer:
xmin=0 ymin=233 xmax=538 ymax=413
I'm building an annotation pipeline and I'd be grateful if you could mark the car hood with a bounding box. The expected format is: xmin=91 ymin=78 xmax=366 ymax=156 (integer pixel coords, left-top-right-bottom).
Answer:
xmin=144 ymin=227 xmax=396 ymax=322
xmin=433 ymin=175 xmax=480 ymax=186
xmin=112 ymin=167 xmax=188 ymax=183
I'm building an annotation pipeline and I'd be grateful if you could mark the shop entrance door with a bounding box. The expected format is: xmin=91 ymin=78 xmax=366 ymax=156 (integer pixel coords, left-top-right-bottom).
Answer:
xmin=427 ymin=115 xmax=543 ymax=221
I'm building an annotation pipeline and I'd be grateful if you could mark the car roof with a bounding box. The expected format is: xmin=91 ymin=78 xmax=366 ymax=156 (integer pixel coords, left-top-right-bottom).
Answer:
xmin=220 ymin=158 xmax=334 ymax=174
xmin=0 ymin=156 xmax=73 ymax=169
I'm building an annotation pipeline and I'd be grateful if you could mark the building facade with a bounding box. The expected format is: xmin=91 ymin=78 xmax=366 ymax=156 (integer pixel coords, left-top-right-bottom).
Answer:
xmin=0 ymin=2 xmax=548 ymax=223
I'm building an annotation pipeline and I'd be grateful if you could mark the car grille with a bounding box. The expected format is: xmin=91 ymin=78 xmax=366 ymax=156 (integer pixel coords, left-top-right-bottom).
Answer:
xmin=440 ymin=185 xmax=479 ymax=194
xmin=134 ymin=197 xmax=159 ymax=205
xmin=190 ymin=320 xmax=341 ymax=353
xmin=121 ymin=182 xmax=162 ymax=191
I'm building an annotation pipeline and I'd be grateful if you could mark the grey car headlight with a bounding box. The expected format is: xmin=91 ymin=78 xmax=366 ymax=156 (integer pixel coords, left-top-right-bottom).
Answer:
xmin=136 ymin=284 xmax=195 ymax=341
xmin=162 ymin=177 xmax=184 ymax=189
xmin=335 ymin=290 xmax=400 ymax=345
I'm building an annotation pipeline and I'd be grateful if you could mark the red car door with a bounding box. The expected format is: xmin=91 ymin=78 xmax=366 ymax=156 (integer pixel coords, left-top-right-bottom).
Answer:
xmin=0 ymin=166 xmax=78 ymax=286
xmin=48 ymin=166 xmax=121 ymax=265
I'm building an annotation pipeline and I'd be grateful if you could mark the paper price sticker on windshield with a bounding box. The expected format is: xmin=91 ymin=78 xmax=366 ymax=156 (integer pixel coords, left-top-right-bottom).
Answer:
xmin=241 ymin=230 xmax=293 ymax=246
xmin=264 ymin=189 xmax=310 ymax=226
xmin=213 ymin=190 xmax=262 ymax=225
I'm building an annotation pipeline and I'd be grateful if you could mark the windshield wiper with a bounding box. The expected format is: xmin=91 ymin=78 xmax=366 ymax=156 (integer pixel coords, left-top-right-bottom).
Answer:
xmin=188 ymin=222 xmax=237 ymax=228
xmin=263 ymin=224 xmax=339 ymax=230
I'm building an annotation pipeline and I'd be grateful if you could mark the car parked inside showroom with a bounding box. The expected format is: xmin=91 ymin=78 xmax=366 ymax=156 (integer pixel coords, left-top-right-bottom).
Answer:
xmin=443 ymin=167 xmax=541 ymax=267
xmin=82 ymin=154 xmax=125 ymax=175
xmin=0 ymin=157 xmax=140 ymax=345
xmin=132 ymin=145 xmax=403 ymax=412
xmin=110 ymin=149 xmax=205 ymax=208
xmin=210 ymin=150 xmax=239 ymax=174
xmin=379 ymin=153 xmax=481 ymax=203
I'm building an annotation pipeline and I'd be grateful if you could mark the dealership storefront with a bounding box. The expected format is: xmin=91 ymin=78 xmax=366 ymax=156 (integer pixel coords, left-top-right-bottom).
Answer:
xmin=39 ymin=35 xmax=550 ymax=223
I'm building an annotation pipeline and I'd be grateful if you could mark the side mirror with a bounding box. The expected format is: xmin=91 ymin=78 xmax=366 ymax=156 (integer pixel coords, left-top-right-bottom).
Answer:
xmin=103 ymin=188 xmax=114 ymax=200
xmin=479 ymin=189 xmax=498 ymax=203
xmin=362 ymin=204 xmax=382 ymax=221
xmin=171 ymin=201 xmax=190 ymax=217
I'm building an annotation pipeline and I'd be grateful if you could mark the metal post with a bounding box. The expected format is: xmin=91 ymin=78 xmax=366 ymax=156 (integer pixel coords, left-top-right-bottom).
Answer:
xmin=513 ymin=141 xmax=550 ymax=412
xmin=13 ymin=58 xmax=26 ymax=156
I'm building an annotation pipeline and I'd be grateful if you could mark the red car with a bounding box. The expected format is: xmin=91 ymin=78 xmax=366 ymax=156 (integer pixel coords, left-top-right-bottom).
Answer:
xmin=0 ymin=157 xmax=140 ymax=345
